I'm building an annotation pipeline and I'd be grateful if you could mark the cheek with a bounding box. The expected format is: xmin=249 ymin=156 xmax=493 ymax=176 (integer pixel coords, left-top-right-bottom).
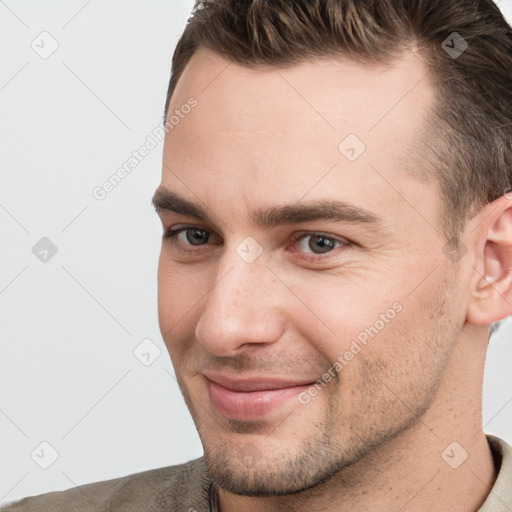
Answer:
xmin=288 ymin=276 xmax=406 ymax=363
xmin=351 ymin=275 xmax=459 ymax=384
xmin=312 ymin=258 xmax=451 ymax=358
xmin=157 ymin=258 xmax=204 ymax=342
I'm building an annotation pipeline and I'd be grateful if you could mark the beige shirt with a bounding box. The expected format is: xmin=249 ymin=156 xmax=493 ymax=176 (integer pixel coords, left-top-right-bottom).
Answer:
xmin=3 ymin=434 xmax=511 ymax=511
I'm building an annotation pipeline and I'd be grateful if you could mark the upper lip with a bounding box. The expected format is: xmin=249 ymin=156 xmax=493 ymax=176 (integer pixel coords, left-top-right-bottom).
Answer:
xmin=203 ymin=371 xmax=316 ymax=392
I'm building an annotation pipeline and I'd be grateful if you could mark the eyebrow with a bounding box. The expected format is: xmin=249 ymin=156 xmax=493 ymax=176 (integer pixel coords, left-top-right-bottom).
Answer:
xmin=152 ymin=187 xmax=381 ymax=228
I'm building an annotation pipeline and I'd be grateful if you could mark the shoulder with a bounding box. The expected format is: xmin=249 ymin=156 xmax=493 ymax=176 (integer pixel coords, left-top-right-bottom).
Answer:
xmin=480 ymin=435 xmax=512 ymax=512
xmin=487 ymin=434 xmax=512 ymax=474
xmin=1 ymin=457 xmax=212 ymax=512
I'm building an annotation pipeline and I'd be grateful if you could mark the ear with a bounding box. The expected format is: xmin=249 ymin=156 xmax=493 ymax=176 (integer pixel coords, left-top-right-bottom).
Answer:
xmin=466 ymin=195 xmax=512 ymax=326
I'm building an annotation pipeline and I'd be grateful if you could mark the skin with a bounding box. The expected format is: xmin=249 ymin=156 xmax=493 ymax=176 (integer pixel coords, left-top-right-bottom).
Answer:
xmin=154 ymin=47 xmax=512 ymax=511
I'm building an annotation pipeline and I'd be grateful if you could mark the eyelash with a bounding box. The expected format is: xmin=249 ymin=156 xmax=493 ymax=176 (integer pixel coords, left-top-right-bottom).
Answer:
xmin=163 ymin=227 xmax=351 ymax=262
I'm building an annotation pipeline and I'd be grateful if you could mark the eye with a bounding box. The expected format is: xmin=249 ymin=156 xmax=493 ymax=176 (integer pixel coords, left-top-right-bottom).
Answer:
xmin=292 ymin=232 xmax=350 ymax=257
xmin=163 ymin=226 xmax=351 ymax=261
xmin=163 ymin=227 xmax=215 ymax=247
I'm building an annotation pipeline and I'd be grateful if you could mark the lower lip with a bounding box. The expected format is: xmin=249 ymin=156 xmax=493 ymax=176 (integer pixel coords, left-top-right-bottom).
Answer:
xmin=205 ymin=378 xmax=313 ymax=420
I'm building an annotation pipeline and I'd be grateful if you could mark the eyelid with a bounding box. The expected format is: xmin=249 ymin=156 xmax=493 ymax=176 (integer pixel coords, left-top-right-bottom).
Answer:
xmin=163 ymin=226 xmax=353 ymax=261
xmin=163 ymin=226 xmax=221 ymax=243
xmin=287 ymin=231 xmax=352 ymax=262
xmin=291 ymin=230 xmax=350 ymax=245
xmin=164 ymin=227 xmax=349 ymax=244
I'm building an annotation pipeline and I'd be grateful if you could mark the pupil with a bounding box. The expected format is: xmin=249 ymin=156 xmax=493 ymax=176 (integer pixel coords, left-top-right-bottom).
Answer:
xmin=187 ymin=229 xmax=208 ymax=245
xmin=310 ymin=236 xmax=334 ymax=254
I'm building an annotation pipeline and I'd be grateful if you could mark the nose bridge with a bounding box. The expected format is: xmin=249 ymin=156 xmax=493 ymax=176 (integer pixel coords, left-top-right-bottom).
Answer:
xmin=195 ymin=248 xmax=285 ymax=354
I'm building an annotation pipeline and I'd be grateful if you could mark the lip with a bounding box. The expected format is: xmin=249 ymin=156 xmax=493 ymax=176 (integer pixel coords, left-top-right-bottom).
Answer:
xmin=203 ymin=372 xmax=316 ymax=420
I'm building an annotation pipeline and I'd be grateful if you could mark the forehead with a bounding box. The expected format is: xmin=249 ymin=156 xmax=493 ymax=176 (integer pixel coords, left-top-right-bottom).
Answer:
xmin=162 ymin=47 xmax=438 ymax=233
xmin=167 ymin=46 xmax=434 ymax=139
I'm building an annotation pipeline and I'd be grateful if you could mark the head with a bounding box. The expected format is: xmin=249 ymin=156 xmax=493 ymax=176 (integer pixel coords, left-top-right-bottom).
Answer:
xmin=153 ymin=0 xmax=512 ymax=498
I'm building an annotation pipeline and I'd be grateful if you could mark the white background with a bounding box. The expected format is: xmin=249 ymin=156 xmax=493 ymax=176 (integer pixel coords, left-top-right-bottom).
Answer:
xmin=1 ymin=0 xmax=511 ymax=504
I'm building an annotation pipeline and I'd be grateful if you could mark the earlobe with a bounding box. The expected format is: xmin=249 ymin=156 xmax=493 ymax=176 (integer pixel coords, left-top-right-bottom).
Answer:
xmin=466 ymin=197 xmax=512 ymax=326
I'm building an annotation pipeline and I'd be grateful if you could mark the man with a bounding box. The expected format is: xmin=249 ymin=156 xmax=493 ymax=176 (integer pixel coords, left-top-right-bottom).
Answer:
xmin=4 ymin=0 xmax=512 ymax=510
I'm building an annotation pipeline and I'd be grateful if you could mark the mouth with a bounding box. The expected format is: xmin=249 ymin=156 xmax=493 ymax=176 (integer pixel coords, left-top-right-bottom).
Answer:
xmin=203 ymin=372 xmax=316 ymax=421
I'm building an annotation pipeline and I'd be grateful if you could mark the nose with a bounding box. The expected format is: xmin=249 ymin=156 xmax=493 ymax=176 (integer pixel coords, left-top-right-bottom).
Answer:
xmin=194 ymin=251 xmax=287 ymax=356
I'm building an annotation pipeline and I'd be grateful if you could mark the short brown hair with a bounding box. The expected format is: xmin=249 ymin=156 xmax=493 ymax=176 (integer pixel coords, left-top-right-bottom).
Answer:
xmin=164 ymin=0 xmax=512 ymax=245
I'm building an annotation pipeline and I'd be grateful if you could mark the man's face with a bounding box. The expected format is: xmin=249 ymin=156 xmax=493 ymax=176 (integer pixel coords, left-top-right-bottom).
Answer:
xmin=155 ymin=48 xmax=467 ymax=495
